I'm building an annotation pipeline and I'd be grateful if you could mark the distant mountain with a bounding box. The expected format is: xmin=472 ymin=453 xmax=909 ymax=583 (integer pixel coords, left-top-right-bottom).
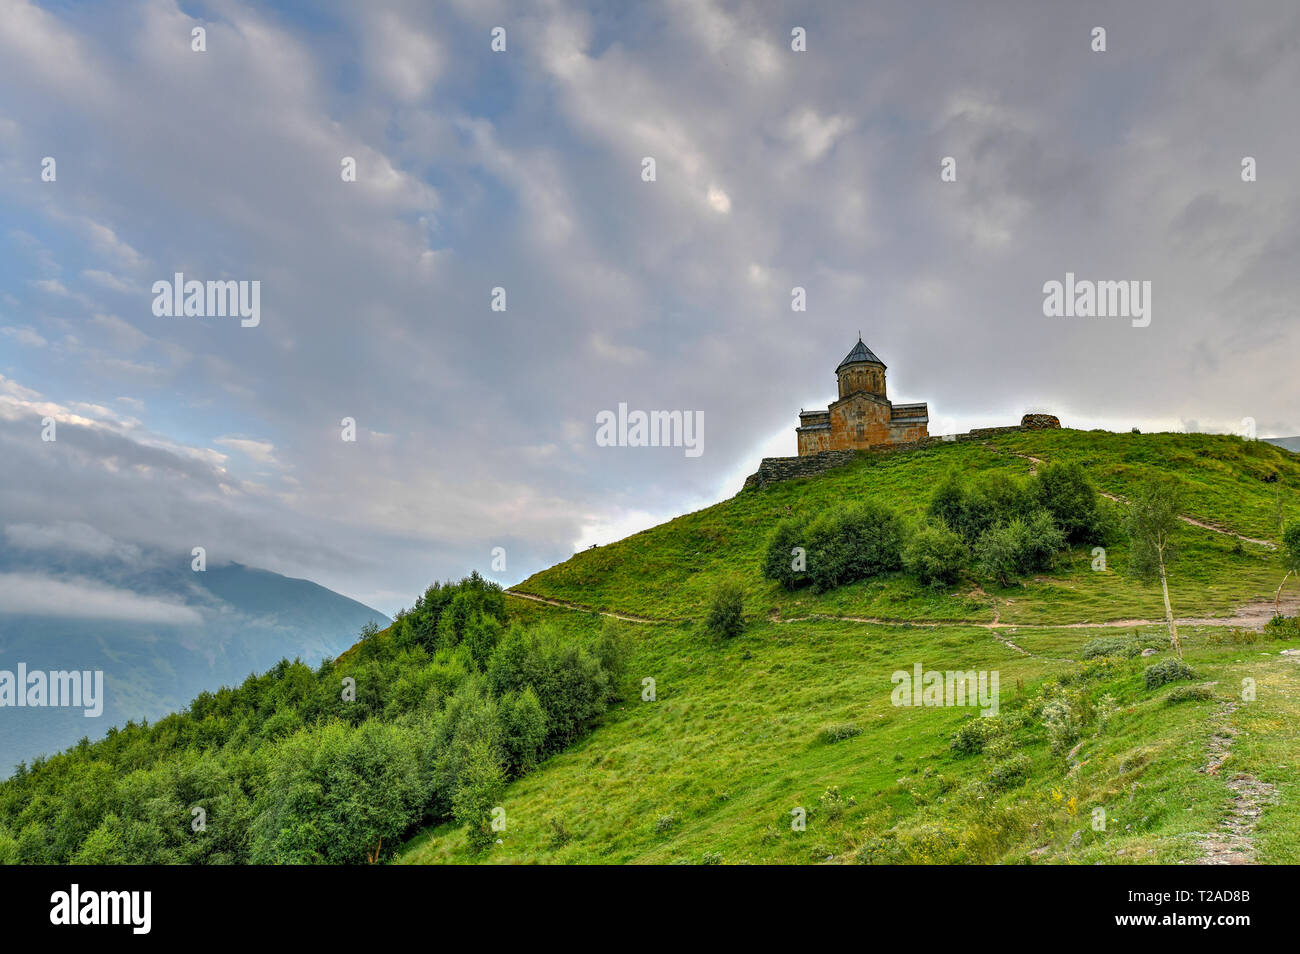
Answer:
xmin=1265 ymin=436 xmax=1300 ymax=453
xmin=0 ymin=556 xmax=388 ymax=775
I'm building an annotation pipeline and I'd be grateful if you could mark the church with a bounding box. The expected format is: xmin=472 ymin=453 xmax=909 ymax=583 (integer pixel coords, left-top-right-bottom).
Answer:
xmin=795 ymin=337 xmax=929 ymax=455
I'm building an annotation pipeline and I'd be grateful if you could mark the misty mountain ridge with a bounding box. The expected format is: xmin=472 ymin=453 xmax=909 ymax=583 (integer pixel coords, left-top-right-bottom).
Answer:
xmin=0 ymin=546 xmax=388 ymax=775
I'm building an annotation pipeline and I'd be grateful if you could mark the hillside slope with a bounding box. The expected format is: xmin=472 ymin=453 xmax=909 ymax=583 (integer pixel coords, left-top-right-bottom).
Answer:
xmin=399 ymin=430 xmax=1300 ymax=864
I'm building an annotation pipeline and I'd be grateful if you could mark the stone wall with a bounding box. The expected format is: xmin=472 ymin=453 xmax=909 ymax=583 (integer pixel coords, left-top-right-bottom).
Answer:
xmin=741 ymin=417 xmax=1062 ymax=492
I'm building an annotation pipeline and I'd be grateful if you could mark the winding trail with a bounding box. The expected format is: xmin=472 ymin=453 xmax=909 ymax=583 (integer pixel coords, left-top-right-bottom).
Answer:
xmin=1010 ymin=452 xmax=1277 ymax=550
xmin=1195 ymin=702 xmax=1279 ymax=865
xmin=506 ymin=588 xmax=1298 ymax=633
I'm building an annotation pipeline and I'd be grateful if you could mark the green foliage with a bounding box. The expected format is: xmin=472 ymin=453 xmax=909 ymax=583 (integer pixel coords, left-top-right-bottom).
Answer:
xmin=973 ymin=511 xmax=1066 ymax=586
xmin=0 ymin=574 xmax=625 ymax=865
xmin=1144 ymin=658 xmax=1195 ymax=689
xmin=817 ymin=723 xmax=862 ymax=744
xmin=498 ymin=687 xmax=548 ymax=773
xmin=1264 ymin=615 xmax=1299 ymax=638
xmin=1035 ymin=461 xmax=1108 ymax=544
xmin=1126 ymin=478 xmax=1185 ymax=582
xmin=761 ymin=516 xmax=810 ymax=589
xmin=1080 ymin=635 xmax=1142 ymax=659
xmin=452 ymin=740 xmax=506 ymax=853
xmin=1165 ymin=685 xmax=1214 ymax=704
xmin=950 ymin=716 xmax=999 ymax=755
xmin=250 ymin=720 xmax=427 ymax=864
xmin=903 ymin=522 xmax=968 ymax=586
xmin=703 ymin=581 xmax=746 ymax=639
xmin=984 ymin=754 xmax=1032 ymax=792
xmin=1283 ymin=523 xmax=1300 ymax=573
xmin=486 ymin=624 xmax=617 ymax=747
xmin=804 ymin=502 xmax=904 ymax=592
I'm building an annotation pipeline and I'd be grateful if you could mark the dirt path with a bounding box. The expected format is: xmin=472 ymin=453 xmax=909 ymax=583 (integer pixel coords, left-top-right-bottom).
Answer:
xmin=1095 ymin=490 xmax=1275 ymax=549
xmin=509 ymin=588 xmax=1299 ymax=632
xmin=1195 ymin=702 xmax=1279 ymax=865
xmin=504 ymin=590 xmax=675 ymax=623
xmin=1008 ymin=451 xmax=1277 ymax=550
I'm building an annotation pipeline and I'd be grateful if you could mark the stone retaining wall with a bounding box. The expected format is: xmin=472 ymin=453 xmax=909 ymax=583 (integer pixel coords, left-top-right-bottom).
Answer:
xmin=740 ymin=415 xmax=1061 ymax=491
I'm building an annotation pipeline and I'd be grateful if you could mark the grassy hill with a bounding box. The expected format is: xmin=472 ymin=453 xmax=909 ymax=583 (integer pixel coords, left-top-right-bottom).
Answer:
xmin=398 ymin=429 xmax=1300 ymax=864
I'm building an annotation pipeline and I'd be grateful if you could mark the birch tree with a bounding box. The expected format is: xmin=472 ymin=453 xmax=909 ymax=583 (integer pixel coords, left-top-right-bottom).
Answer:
xmin=1126 ymin=479 xmax=1185 ymax=658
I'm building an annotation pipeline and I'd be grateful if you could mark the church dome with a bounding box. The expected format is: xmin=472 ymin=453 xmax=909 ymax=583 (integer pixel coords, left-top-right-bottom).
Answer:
xmin=836 ymin=336 xmax=886 ymax=371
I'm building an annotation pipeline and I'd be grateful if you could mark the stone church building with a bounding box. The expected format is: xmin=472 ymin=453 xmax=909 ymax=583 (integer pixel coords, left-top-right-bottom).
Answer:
xmin=796 ymin=337 xmax=929 ymax=455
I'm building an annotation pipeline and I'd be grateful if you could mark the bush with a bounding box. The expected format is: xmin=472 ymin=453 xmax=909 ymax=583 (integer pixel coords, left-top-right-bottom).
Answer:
xmin=1035 ymin=462 xmax=1103 ymax=544
xmin=1264 ymin=615 xmax=1299 ymax=638
xmin=985 ymin=754 xmax=1032 ymax=792
xmin=974 ymin=511 xmax=1066 ymax=585
xmin=486 ymin=624 xmax=615 ymax=747
xmin=703 ymin=581 xmax=746 ymax=640
xmin=973 ymin=521 xmax=1023 ymax=586
xmin=903 ymin=522 xmax=969 ymax=586
xmin=929 ymin=471 xmax=1037 ymax=542
xmin=250 ymin=720 xmax=429 ymax=864
xmin=761 ymin=516 xmax=810 ymax=590
xmin=1080 ymin=635 xmax=1142 ymax=659
xmin=498 ymin=686 xmax=548 ymax=773
xmin=805 ymin=502 xmax=904 ymax=592
xmin=1144 ymin=658 xmax=1196 ymax=689
xmin=1042 ymin=698 xmax=1080 ymax=755
xmin=818 ymin=723 xmax=862 ymax=744
xmin=452 ymin=739 xmax=506 ymax=852
xmin=1166 ymin=685 xmax=1214 ymax=704
xmin=950 ymin=716 xmax=1000 ymax=755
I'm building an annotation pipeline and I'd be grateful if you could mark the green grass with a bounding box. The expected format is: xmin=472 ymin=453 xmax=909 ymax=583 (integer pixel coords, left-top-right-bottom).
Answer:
xmin=397 ymin=430 xmax=1300 ymax=864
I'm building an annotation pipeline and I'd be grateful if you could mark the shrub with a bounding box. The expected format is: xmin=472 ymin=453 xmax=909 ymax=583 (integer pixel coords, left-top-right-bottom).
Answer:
xmin=929 ymin=471 xmax=1038 ymax=542
xmin=903 ymin=522 xmax=969 ymax=586
xmin=950 ymin=716 xmax=999 ymax=755
xmin=819 ymin=786 xmax=849 ymax=821
xmin=985 ymin=754 xmax=1032 ymax=792
xmin=1081 ymin=635 xmax=1142 ymax=659
xmin=1166 ymin=685 xmax=1214 ymax=704
xmin=973 ymin=521 xmax=1024 ymax=586
xmin=703 ymin=581 xmax=746 ymax=639
xmin=761 ymin=516 xmax=811 ymax=590
xmin=805 ymin=502 xmax=904 ymax=592
xmin=452 ymin=739 xmax=506 ymax=852
xmin=486 ymin=624 xmax=613 ymax=748
xmin=974 ymin=511 xmax=1066 ymax=585
xmin=818 ymin=723 xmax=862 ymax=744
xmin=1264 ymin=615 xmax=1299 ymax=638
xmin=1144 ymin=658 xmax=1196 ymax=689
xmin=1042 ymin=698 xmax=1080 ymax=755
xmin=498 ymin=686 xmax=547 ymax=773
xmin=1018 ymin=510 xmax=1068 ymax=572
xmin=1035 ymin=462 xmax=1103 ymax=543
xmin=250 ymin=720 xmax=429 ymax=864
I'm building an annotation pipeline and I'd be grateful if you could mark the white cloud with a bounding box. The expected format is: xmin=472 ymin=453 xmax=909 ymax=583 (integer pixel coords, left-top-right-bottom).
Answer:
xmin=1 ymin=325 xmax=46 ymax=347
xmin=214 ymin=436 xmax=278 ymax=466
xmin=0 ymin=572 xmax=201 ymax=624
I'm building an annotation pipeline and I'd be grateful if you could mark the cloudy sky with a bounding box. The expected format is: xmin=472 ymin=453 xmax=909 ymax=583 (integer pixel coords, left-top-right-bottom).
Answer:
xmin=1 ymin=0 xmax=1297 ymax=614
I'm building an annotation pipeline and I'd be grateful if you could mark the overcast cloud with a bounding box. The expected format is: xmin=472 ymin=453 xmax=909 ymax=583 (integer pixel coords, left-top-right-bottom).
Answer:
xmin=1 ymin=0 xmax=1297 ymax=614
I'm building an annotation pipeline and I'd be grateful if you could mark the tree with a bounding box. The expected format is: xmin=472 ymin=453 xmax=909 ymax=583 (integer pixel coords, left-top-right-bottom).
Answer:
xmin=903 ymin=522 xmax=968 ymax=586
xmin=1277 ymin=522 xmax=1300 ymax=617
xmin=973 ymin=521 xmax=1023 ymax=587
xmin=1035 ymin=461 xmax=1102 ymax=543
xmin=1126 ymin=478 xmax=1186 ymax=658
xmin=704 ymin=581 xmax=746 ymax=640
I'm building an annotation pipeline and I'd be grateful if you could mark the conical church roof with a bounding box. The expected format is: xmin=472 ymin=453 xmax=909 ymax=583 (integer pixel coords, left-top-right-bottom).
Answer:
xmin=836 ymin=336 xmax=885 ymax=371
